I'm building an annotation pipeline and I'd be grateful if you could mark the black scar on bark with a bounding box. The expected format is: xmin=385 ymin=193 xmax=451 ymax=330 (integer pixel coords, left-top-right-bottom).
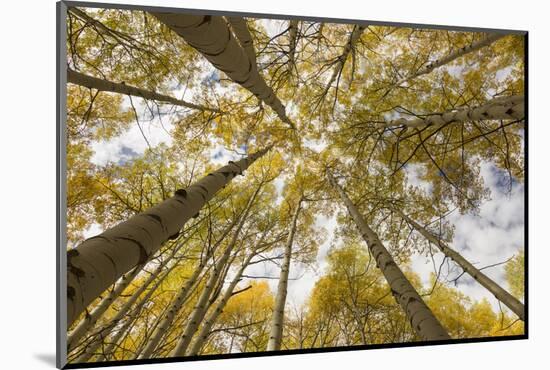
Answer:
xmin=505 ymin=108 xmax=517 ymax=115
xmin=175 ymin=189 xmax=187 ymax=198
xmin=168 ymin=232 xmax=180 ymax=241
xmin=69 ymin=264 xmax=86 ymax=278
xmin=67 ymin=248 xmax=80 ymax=259
xmin=68 ymin=286 xmax=76 ymax=300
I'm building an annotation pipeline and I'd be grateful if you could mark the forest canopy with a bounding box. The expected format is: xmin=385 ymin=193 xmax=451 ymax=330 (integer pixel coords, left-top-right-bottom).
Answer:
xmin=64 ymin=7 xmax=525 ymax=364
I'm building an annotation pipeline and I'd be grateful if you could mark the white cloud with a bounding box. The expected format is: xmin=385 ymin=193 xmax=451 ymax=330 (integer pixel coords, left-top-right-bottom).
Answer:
xmin=90 ymin=99 xmax=174 ymax=166
xmin=411 ymin=161 xmax=524 ymax=311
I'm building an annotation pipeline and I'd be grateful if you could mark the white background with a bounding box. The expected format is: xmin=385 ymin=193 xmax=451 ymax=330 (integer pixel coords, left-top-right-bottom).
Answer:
xmin=0 ymin=0 xmax=546 ymax=368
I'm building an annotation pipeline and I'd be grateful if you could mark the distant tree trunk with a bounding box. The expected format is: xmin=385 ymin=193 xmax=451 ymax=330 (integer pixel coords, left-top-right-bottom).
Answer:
xmin=169 ymin=185 xmax=262 ymax=357
xmin=267 ymin=198 xmax=303 ymax=351
xmin=287 ymin=20 xmax=299 ymax=73
xmin=152 ymin=13 xmax=295 ymax=129
xmin=137 ymin=216 xmax=242 ymax=359
xmin=186 ymin=248 xmax=261 ymax=356
xmin=383 ymin=95 xmax=524 ymax=129
xmin=396 ymin=209 xmax=525 ymax=320
xmin=67 ymin=146 xmax=272 ymax=327
xmin=321 ymin=25 xmax=365 ymax=97
xmin=67 ymin=263 xmax=143 ymax=351
xmin=327 ymin=171 xmax=451 ymax=341
xmin=394 ymin=33 xmax=506 ymax=87
xmin=67 ymin=69 xmax=220 ymax=113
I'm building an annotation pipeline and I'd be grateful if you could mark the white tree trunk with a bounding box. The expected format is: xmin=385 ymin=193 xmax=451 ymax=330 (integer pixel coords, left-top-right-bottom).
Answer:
xmin=287 ymin=20 xmax=299 ymax=74
xmin=71 ymin=245 xmax=181 ymax=362
xmin=152 ymin=13 xmax=294 ymax=128
xmin=225 ymin=17 xmax=257 ymax=67
xmin=321 ymin=25 xmax=365 ymax=97
xmin=67 ymin=69 xmax=220 ymax=112
xmin=186 ymin=250 xmax=259 ymax=356
xmin=397 ymin=209 xmax=525 ymax=320
xmin=394 ymin=33 xmax=506 ymax=87
xmin=327 ymin=171 xmax=451 ymax=341
xmin=383 ymin=95 xmax=524 ymax=129
xmin=168 ymin=185 xmax=262 ymax=357
xmin=266 ymin=198 xmax=302 ymax=350
xmin=74 ymin=258 xmax=177 ymax=363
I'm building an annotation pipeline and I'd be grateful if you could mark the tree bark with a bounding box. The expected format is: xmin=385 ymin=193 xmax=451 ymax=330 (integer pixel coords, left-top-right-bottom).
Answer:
xmin=396 ymin=209 xmax=525 ymax=320
xmin=67 ymin=68 xmax=220 ymax=112
xmin=67 ymin=263 xmax=143 ymax=351
xmin=394 ymin=33 xmax=506 ymax=87
xmin=67 ymin=146 xmax=272 ymax=327
xmin=266 ymin=198 xmax=303 ymax=351
xmin=151 ymin=13 xmax=295 ymax=129
xmin=168 ymin=185 xmax=262 ymax=357
xmin=383 ymin=95 xmax=524 ymax=129
xmin=225 ymin=17 xmax=257 ymax=68
xmin=327 ymin=171 xmax=451 ymax=341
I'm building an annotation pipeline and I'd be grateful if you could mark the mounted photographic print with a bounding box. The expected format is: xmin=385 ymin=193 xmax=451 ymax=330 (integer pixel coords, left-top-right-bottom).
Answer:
xmin=56 ymin=1 xmax=527 ymax=368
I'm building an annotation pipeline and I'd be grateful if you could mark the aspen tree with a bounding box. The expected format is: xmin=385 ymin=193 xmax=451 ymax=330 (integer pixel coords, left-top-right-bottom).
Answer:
xmin=327 ymin=170 xmax=451 ymax=341
xmin=395 ymin=208 xmax=524 ymax=320
xmin=393 ymin=33 xmax=506 ymax=87
xmin=267 ymin=197 xmax=303 ymax=350
xmin=137 ymin=212 xmax=247 ymax=358
xmin=168 ymin=184 xmax=264 ymax=357
xmin=382 ymin=95 xmax=524 ymax=129
xmin=151 ymin=13 xmax=295 ymax=128
xmin=67 ymin=146 xmax=272 ymax=326
xmin=67 ymin=69 xmax=221 ymax=112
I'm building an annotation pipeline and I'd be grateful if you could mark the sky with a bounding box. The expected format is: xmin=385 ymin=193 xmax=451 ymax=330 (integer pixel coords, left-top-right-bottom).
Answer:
xmin=80 ymin=17 xmax=523 ymax=318
xmin=407 ymin=161 xmax=524 ymax=311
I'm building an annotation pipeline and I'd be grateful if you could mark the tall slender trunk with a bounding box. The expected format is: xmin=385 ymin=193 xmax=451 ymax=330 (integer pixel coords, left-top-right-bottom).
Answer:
xmin=75 ymin=258 xmax=177 ymax=363
xmin=327 ymin=171 xmax=451 ymax=341
xmin=137 ymin=216 xmax=241 ymax=359
xmin=396 ymin=209 xmax=525 ymax=320
xmin=266 ymin=198 xmax=303 ymax=351
xmin=152 ymin=13 xmax=295 ymax=129
xmin=67 ymin=146 xmax=271 ymax=327
xmin=321 ymin=25 xmax=365 ymax=96
xmin=395 ymin=33 xmax=505 ymax=87
xmin=168 ymin=185 xmax=262 ymax=357
xmin=67 ymin=69 xmax=220 ymax=113
xmin=287 ymin=20 xmax=299 ymax=73
xmin=383 ymin=95 xmax=524 ymax=129
xmin=67 ymin=263 xmax=143 ymax=350
xmin=186 ymin=247 xmax=260 ymax=356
